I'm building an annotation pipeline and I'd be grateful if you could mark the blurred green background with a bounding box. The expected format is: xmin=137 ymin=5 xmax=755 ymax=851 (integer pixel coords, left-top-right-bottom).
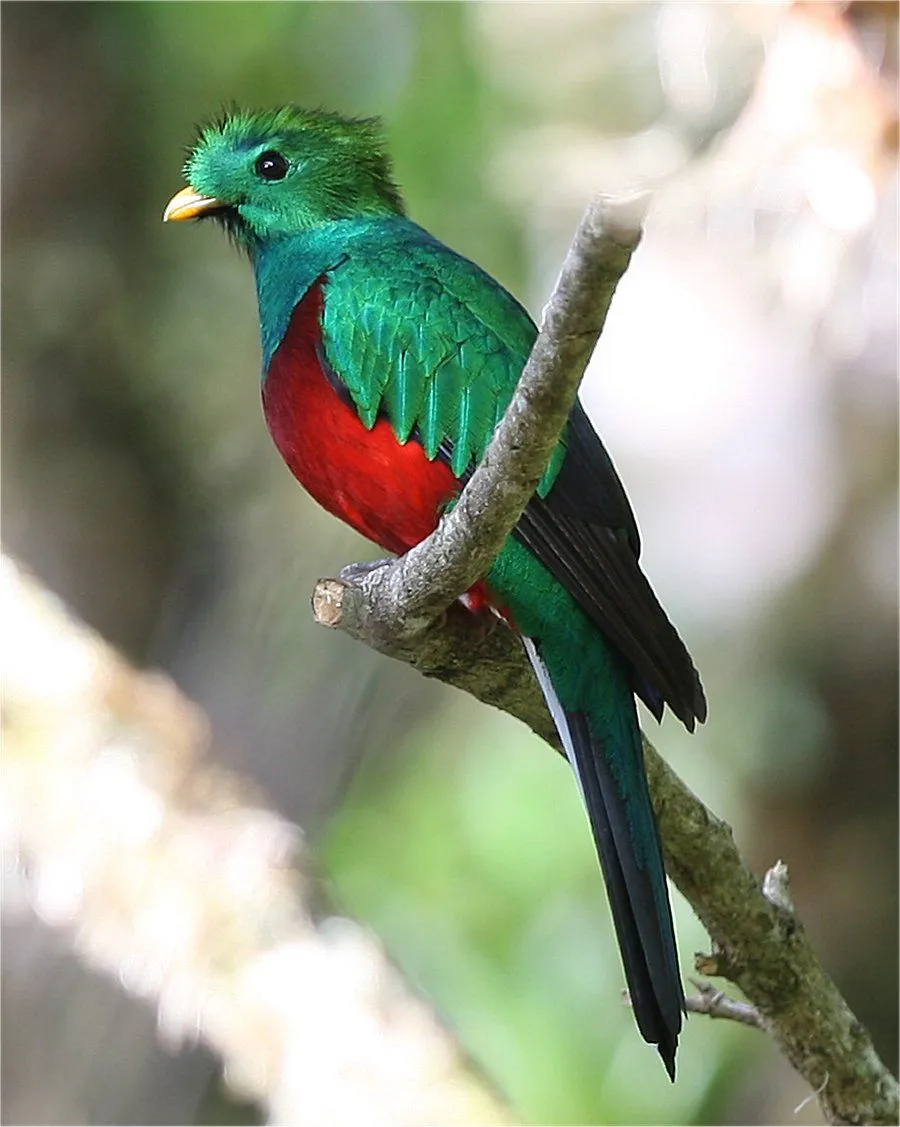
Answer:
xmin=2 ymin=3 xmax=897 ymax=1125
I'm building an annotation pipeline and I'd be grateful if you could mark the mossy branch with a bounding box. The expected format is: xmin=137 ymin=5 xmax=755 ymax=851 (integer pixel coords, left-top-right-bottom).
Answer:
xmin=311 ymin=194 xmax=899 ymax=1126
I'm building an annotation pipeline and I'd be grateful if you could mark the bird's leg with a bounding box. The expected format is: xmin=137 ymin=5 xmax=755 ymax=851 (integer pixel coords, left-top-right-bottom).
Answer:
xmin=459 ymin=588 xmax=505 ymax=640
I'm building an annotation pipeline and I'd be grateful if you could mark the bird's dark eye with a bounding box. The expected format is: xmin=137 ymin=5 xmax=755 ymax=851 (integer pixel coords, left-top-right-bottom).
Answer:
xmin=254 ymin=151 xmax=289 ymax=181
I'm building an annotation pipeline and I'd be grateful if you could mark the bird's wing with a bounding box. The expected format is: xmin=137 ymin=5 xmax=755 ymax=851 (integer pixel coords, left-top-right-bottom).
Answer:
xmin=321 ymin=223 xmax=705 ymax=729
xmin=515 ymin=400 xmax=707 ymax=729
xmin=321 ymin=226 xmax=549 ymax=481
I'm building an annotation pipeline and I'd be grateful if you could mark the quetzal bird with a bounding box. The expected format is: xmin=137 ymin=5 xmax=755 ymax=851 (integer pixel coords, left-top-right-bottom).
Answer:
xmin=165 ymin=106 xmax=706 ymax=1078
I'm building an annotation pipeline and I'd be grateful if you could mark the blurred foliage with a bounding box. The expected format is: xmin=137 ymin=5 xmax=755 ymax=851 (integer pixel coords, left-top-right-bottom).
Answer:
xmin=2 ymin=3 xmax=897 ymax=1125
xmin=325 ymin=707 xmax=751 ymax=1125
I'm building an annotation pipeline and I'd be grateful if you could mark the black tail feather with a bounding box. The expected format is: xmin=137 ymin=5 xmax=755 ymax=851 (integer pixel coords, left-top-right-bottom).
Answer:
xmin=566 ymin=712 xmax=684 ymax=1080
xmin=522 ymin=636 xmax=684 ymax=1078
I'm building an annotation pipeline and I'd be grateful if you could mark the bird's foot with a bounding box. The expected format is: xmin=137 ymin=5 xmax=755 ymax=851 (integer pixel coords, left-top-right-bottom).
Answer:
xmin=459 ymin=589 xmax=505 ymax=641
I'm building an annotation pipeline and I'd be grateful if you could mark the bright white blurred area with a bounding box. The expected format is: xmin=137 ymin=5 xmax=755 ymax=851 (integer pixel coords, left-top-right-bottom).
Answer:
xmin=476 ymin=1 xmax=897 ymax=624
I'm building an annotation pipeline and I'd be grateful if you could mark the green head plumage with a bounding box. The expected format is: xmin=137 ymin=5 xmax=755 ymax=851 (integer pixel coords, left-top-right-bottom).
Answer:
xmin=165 ymin=106 xmax=405 ymax=247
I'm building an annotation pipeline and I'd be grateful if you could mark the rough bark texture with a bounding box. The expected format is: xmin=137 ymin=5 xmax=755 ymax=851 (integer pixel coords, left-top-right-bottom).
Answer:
xmin=310 ymin=194 xmax=899 ymax=1127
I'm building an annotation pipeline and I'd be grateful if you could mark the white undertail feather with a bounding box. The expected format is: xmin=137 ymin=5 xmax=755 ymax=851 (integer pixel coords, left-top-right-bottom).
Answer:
xmin=522 ymin=635 xmax=586 ymax=805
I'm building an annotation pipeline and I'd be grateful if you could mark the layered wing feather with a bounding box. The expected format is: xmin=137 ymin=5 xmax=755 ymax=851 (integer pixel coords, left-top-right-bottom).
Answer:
xmin=516 ymin=402 xmax=707 ymax=729
xmin=319 ymin=219 xmax=705 ymax=729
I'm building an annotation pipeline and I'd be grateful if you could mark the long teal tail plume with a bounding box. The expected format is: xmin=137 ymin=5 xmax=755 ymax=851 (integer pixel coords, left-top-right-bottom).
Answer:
xmin=523 ymin=636 xmax=684 ymax=1078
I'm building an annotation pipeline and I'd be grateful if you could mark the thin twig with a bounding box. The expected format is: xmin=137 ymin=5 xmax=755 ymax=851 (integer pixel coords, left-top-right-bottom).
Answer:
xmin=684 ymin=979 xmax=766 ymax=1030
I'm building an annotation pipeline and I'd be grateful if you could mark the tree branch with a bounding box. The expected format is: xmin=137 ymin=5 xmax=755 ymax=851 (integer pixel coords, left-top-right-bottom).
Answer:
xmin=311 ymin=194 xmax=899 ymax=1126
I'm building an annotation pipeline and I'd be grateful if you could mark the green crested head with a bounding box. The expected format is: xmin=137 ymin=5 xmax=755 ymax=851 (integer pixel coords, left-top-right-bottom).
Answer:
xmin=164 ymin=106 xmax=405 ymax=246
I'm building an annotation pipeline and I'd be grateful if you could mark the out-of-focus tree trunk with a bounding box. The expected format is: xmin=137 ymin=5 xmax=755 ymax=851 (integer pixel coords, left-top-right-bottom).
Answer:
xmin=2 ymin=556 xmax=514 ymax=1127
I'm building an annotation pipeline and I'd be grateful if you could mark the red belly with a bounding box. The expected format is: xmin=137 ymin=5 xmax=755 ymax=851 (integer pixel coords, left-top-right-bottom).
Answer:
xmin=262 ymin=284 xmax=460 ymax=557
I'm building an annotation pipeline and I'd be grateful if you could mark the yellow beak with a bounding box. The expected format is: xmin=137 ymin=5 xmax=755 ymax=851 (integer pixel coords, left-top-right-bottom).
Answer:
xmin=163 ymin=185 xmax=224 ymax=222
